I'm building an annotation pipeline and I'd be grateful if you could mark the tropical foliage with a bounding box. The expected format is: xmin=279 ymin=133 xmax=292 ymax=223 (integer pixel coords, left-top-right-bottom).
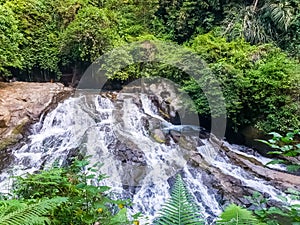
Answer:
xmin=245 ymin=190 xmax=300 ymax=225
xmin=186 ymin=32 xmax=300 ymax=132
xmin=216 ymin=204 xmax=262 ymax=225
xmin=154 ymin=174 xmax=300 ymax=225
xmin=0 ymin=197 xmax=66 ymax=225
xmin=155 ymin=174 xmax=204 ymax=224
xmin=2 ymin=166 xmax=300 ymax=224
xmin=0 ymin=0 xmax=299 ymax=133
xmin=2 ymin=157 xmax=133 ymax=225
xmin=258 ymin=129 xmax=300 ymax=172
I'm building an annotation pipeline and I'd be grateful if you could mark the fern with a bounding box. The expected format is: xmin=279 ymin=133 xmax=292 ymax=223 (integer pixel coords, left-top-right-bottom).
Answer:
xmin=0 ymin=197 xmax=67 ymax=225
xmin=217 ymin=204 xmax=265 ymax=225
xmin=155 ymin=174 xmax=204 ymax=225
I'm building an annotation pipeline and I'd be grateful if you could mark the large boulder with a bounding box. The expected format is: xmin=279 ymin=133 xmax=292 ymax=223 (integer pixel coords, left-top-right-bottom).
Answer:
xmin=0 ymin=82 xmax=73 ymax=150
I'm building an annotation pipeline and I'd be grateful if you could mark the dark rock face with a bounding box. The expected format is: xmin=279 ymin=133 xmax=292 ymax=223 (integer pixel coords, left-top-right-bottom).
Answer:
xmin=0 ymin=82 xmax=73 ymax=150
xmin=108 ymin=140 xmax=146 ymax=166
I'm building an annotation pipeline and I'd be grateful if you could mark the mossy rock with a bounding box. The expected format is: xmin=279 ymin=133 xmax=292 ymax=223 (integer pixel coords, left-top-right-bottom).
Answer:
xmin=0 ymin=136 xmax=19 ymax=151
xmin=12 ymin=118 xmax=29 ymax=135
xmin=0 ymin=118 xmax=29 ymax=151
xmin=152 ymin=129 xmax=166 ymax=143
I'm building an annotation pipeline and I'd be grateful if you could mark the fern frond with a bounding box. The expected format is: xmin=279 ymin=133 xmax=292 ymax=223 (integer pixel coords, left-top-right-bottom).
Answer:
xmin=155 ymin=174 xmax=204 ymax=225
xmin=0 ymin=197 xmax=67 ymax=225
xmin=217 ymin=204 xmax=264 ymax=225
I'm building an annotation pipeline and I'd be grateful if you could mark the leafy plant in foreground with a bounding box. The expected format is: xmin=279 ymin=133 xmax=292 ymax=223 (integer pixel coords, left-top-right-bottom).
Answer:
xmin=245 ymin=190 xmax=300 ymax=225
xmin=216 ymin=204 xmax=263 ymax=225
xmin=258 ymin=129 xmax=300 ymax=172
xmin=0 ymin=197 xmax=67 ymax=225
xmin=155 ymin=174 xmax=204 ymax=225
xmin=12 ymin=157 xmax=132 ymax=225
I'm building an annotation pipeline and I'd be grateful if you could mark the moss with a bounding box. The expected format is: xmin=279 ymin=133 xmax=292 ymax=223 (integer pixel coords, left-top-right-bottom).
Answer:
xmin=0 ymin=119 xmax=28 ymax=151
xmin=152 ymin=133 xmax=165 ymax=143
xmin=12 ymin=119 xmax=28 ymax=135
xmin=158 ymin=109 xmax=170 ymax=119
xmin=0 ymin=136 xmax=18 ymax=151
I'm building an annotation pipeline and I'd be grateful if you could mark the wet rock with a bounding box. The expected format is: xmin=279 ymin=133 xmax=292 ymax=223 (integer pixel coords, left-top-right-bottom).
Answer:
xmin=152 ymin=129 xmax=166 ymax=143
xmin=109 ymin=140 xmax=146 ymax=165
xmin=99 ymin=91 xmax=118 ymax=101
xmin=178 ymin=135 xmax=198 ymax=151
xmin=120 ymin=164 xmax=148 ymax=187
xmin=190 ymin=154 xmax=250 ymax=203
xmin=240 ymin=126 xmax=271 ymax=156
xmin=170 ymin=130 xmax=181 ymax=143
xmin=207 ymin=136 xmax=300 ymax=191
xmin=197 ymin=138 xmax=205 ymax=146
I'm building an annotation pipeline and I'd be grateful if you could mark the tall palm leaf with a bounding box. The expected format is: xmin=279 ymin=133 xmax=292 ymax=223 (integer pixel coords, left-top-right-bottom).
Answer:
xmin=264 ymin=1 xmax=294 ymax=31
xmin=243 ymin=6 xmax=269 ymax=43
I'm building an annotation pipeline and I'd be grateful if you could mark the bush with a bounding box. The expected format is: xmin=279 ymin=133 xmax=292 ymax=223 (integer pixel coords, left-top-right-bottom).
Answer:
xmin=12 ymin=157 xmax=132 ymax=225
xmin=186 ymin=32 xmax=300 ymax=132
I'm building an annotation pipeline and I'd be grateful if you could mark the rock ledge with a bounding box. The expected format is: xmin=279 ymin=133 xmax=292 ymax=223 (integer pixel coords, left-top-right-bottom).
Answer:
xmin=0 ymin=82 xmax=73 ymax=150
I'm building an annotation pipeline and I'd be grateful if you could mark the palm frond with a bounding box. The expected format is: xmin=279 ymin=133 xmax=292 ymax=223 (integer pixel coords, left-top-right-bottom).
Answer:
xmin=264 ymin=1 xmax=294 ymax=31
xmin=155 ymin=174 xmax=204 ymax=225
xmin=243 ymin=6 xmax=269 ymax=44
xmin=0 ymin=197 xmax=67 ymax=225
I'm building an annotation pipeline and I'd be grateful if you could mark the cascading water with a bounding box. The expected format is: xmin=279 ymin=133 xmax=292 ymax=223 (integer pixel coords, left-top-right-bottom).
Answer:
xmin=0 ymin=91 xmax=298 ymax=224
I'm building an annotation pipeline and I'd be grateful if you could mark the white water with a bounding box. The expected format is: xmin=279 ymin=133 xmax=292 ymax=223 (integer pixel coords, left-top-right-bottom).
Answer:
xmin=198 ymin=140 xmax=282 ymax=200
xmin=0 ymin=93 xmax=295 ymax=224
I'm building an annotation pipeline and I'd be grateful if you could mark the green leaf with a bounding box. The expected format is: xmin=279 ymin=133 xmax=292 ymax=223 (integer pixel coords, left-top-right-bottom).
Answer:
xmin=76 ymin=183 xmax=86 ymax=189
xmin=0 ymin=197 xmax=67 ymax=225
xmin=281 ymin=145 xmax=293 ymax=152
xmin=281 ymin=137 xmax=293 ymax=144
xmin=269 ymin=132 xmax=282 ymax=138
xmin=266 ymin=159 xmax=286 ymax=165
xmin=86 ymin=174 xmax=96 ymax=179
xmin=109 ymin=208 xmax=129 ymax=224
xmin=267 ymin=151 xmax=283 ymax=155
xmin=98 ymin=186 xmax=111 ymax=192
xmin=217 ymin=204 xmax=261 ymax=225
xmin=286 ymin=164 xmax=300 ymax=172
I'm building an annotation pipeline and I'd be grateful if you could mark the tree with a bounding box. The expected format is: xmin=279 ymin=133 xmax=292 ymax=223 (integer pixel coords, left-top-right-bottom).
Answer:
xmin=222 ymin=0 xmax=298 ymax=45
xmin=153 ymin=0 xmax=221 ymax=43
xmin=187 ymin=32 xmax=300 ymax=132
xmin=0 ymin=4 xmax=23 ymax=76
xmin=3 ymin=0 xmax=62 ymax=80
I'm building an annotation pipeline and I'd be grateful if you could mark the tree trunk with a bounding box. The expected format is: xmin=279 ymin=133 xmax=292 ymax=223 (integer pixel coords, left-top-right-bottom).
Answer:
xmin=71 ymin=64 xmax=77 ymax=87
xmin=253 ymin=0 xmax=259 ymax=11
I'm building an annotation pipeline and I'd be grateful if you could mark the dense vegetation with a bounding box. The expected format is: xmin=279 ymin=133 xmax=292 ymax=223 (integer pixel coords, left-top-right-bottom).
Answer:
xmin=0 ymin=0 xmax=299 ymax=133
xmin=1 ymin=162 xmax=299 ymax=224
xmin=1 ymin=157 xmax=135 ymax=225
xmin=0 ymin=1 xmax=299 ymax=224
xmin=259 ymin=129 xmax=300 ymax=172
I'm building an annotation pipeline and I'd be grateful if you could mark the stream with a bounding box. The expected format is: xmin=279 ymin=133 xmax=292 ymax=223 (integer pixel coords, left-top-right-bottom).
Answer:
xmin=0 ymin=88 xmax=299 ymax=224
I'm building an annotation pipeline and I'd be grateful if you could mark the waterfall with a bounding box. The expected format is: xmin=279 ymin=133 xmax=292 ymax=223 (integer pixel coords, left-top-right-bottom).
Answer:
xmin=0 ymin=92 xmax=296 ymax=224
